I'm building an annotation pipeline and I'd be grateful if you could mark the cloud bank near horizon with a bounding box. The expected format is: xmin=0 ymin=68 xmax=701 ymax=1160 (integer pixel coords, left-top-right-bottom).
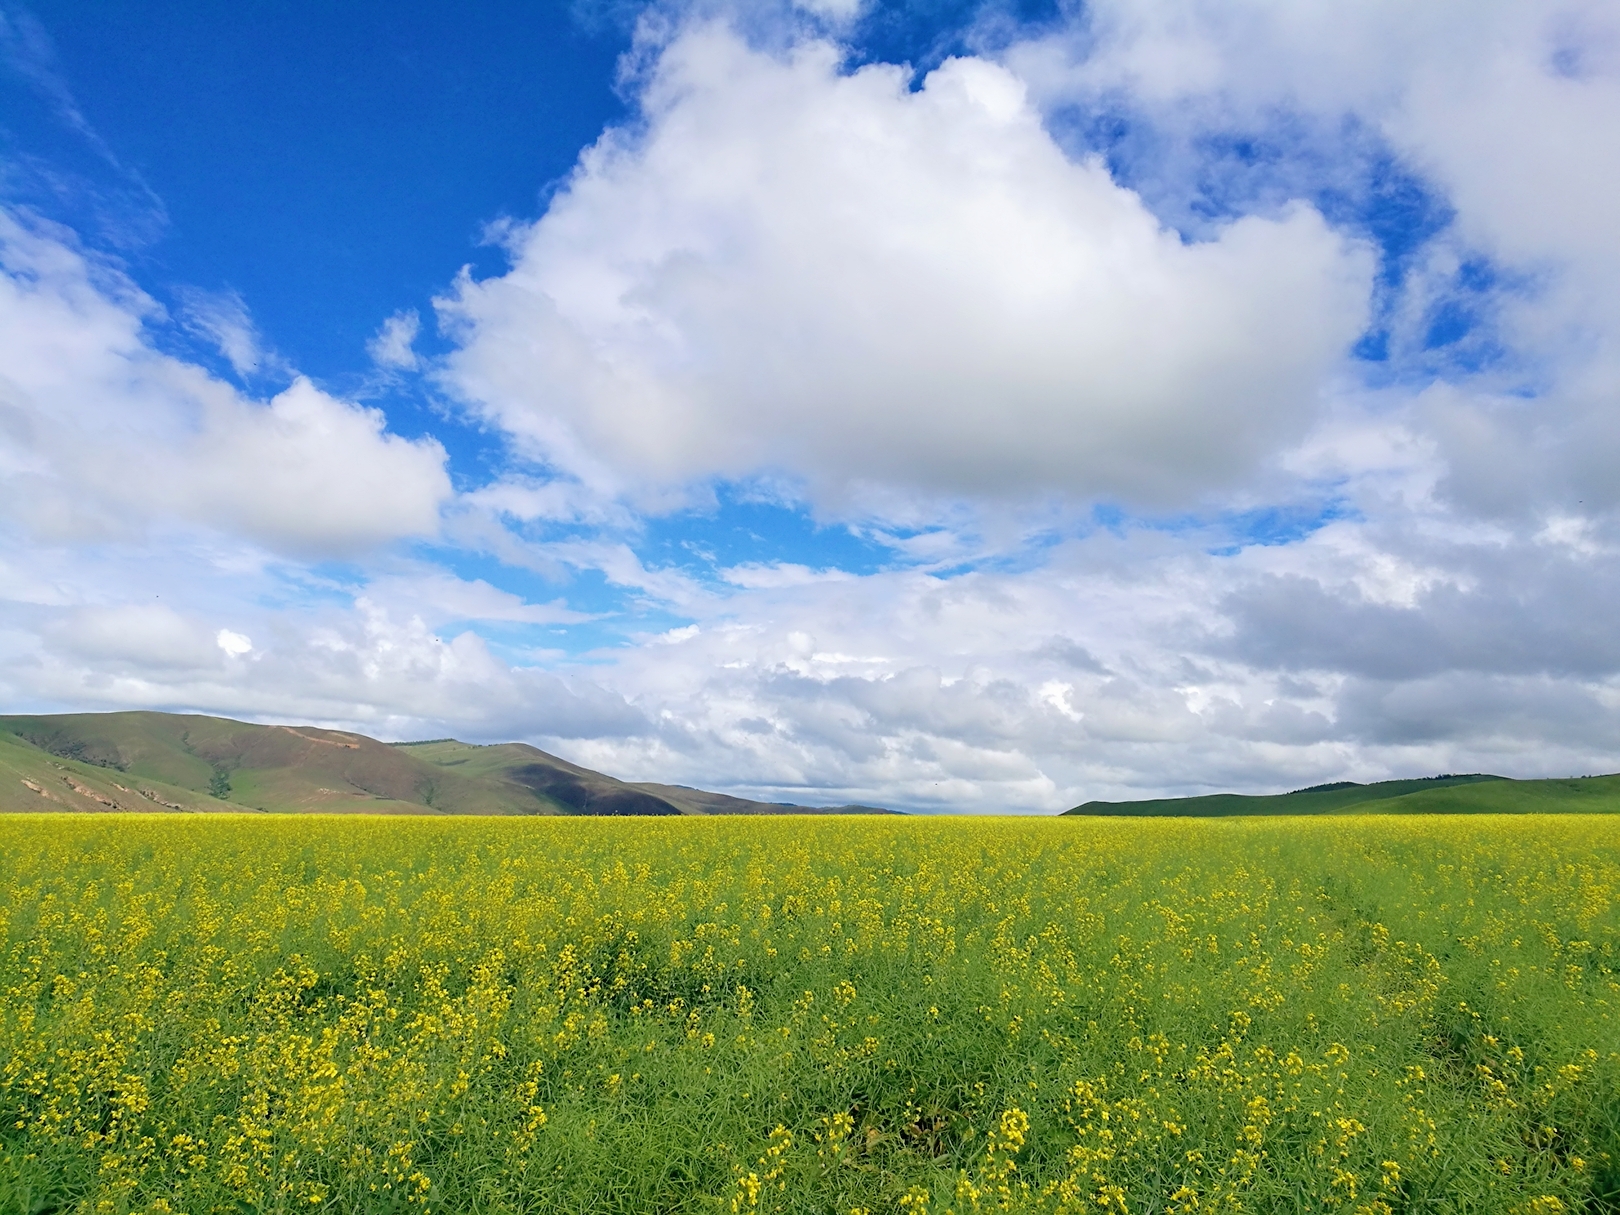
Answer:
xmin=4 ymin=0 xmax=1620 ymax=811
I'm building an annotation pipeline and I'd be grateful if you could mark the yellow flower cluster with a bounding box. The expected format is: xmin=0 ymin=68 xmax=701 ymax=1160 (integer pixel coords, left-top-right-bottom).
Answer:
xmin=0 ymin=812 xmax=1614 ymax=1213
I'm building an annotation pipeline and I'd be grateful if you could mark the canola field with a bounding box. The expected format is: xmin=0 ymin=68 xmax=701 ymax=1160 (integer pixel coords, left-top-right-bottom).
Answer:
xmin=1 ymin=814 xmax=1616 ymax=1215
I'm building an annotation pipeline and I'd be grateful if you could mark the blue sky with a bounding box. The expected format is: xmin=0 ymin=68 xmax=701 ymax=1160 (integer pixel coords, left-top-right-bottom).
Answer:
xmin=4 ymin=0 xmax=1620 ymax=811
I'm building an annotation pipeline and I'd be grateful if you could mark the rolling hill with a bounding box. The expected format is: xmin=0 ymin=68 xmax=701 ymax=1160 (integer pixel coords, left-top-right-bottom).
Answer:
xmin=0 ymin=711 xmax=889 ymax=816
xmin=1063 ymin=772 xmax=1620 ymax=816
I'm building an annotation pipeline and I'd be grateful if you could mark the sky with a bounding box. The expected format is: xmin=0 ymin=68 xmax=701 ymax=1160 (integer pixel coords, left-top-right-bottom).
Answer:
xmin=3 ymin=0 xmax=1619 ymax=813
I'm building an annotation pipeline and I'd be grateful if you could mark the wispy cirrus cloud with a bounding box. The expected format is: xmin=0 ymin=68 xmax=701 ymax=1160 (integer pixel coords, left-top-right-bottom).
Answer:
xmin=173 ymin=285 xmax=285 ymax=379
xmin=0 ymin=5 xmax=168 ymax=246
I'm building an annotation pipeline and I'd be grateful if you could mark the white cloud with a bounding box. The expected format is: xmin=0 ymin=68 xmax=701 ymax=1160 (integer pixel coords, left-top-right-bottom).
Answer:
xmin=7 ymin=453 xmax=1620 ymax=811
xmin=361 ymin=571 xmax=595 ymax=626
xmin=0 ymin=209 xmax=453 ymax=557
xmin=186 ymin=377 xmax=450 ymax=554
xmin=1008 ymin=0 xmax=1620 ymax=521
xmin=721 ymin=562 xmax=854 ymax=588
xmin=542 ymin=506 xmax=1620 ymax=810
xmin=216 ymin=628 xmax=254 ymax=657
xmin=367 ymin=309 xmax=421 ymax=371
xmin=1040 ymin=0 xmax=1620 ymax=281
xmin=438 ymin=22 xmax=1373 ymax=508
xmin=1041 ymin=0 xmax=1620 ymax=322
xmin=49 ymin=603 xmax=223 ymax=670
xmin=4 ymin=560 xmax=646 ymax=743
xmin=174 ymin=285 xmax=276 ymax=377
xmin=791 ymin=0 xmax=864 ymax=23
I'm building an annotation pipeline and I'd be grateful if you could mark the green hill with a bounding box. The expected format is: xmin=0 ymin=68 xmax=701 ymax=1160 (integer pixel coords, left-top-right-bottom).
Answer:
xmin=1063 ymin=772 xmax=1620 ymax=816
xmin=0 ymin=711 xmax=888 ymax=816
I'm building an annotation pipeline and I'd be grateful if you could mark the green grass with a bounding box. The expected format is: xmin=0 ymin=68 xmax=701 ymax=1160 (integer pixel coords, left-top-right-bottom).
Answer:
xmin=1 ymin=813 xmax=1616 ymax=1213
xmin=1064 ymin=773 xmax=1620 ymax=817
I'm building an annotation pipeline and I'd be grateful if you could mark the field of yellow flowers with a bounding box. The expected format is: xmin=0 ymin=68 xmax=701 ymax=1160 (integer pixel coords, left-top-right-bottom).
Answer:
xmin=1 ymin=813 xmax=1616 ymax=1214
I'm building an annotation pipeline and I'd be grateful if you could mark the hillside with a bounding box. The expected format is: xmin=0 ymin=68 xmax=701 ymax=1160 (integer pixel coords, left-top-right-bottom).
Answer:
xmin=0 ymin=711 xmax=888 ymax=816
xmin=1063 ymin=772 xmax=1620 ymax=816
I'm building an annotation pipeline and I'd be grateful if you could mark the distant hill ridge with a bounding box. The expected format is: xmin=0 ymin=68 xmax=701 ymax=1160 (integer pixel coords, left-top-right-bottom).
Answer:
xmin=1063 ymin=771 xmax=1620 ymax=816
xmin=0 ymin=711 xmax=892 ymax=817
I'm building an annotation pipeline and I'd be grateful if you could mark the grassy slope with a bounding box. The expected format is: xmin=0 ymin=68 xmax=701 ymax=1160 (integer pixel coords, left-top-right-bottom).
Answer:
xmin=1064 ymin=772 xmax=1620 ymax=816
xmin=1375 ymin=773 xmax=1620 ymax=814
xmin=0 ymin=713 xmax=890 ymax=816
xmin=0 ymin=712 xmax=474 ymax=814
xmin=390 ymin=740 xmax=675 ymax=816
xmin=0 ymin=729 xmax=213 ymax=814
xmin=0 ymin=714 xmax=689 ymax=816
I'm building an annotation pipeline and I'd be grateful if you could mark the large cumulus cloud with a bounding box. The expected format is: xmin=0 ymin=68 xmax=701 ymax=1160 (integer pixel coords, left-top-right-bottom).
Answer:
xmin=437 ymin=23 xmax=1372 ymax=506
